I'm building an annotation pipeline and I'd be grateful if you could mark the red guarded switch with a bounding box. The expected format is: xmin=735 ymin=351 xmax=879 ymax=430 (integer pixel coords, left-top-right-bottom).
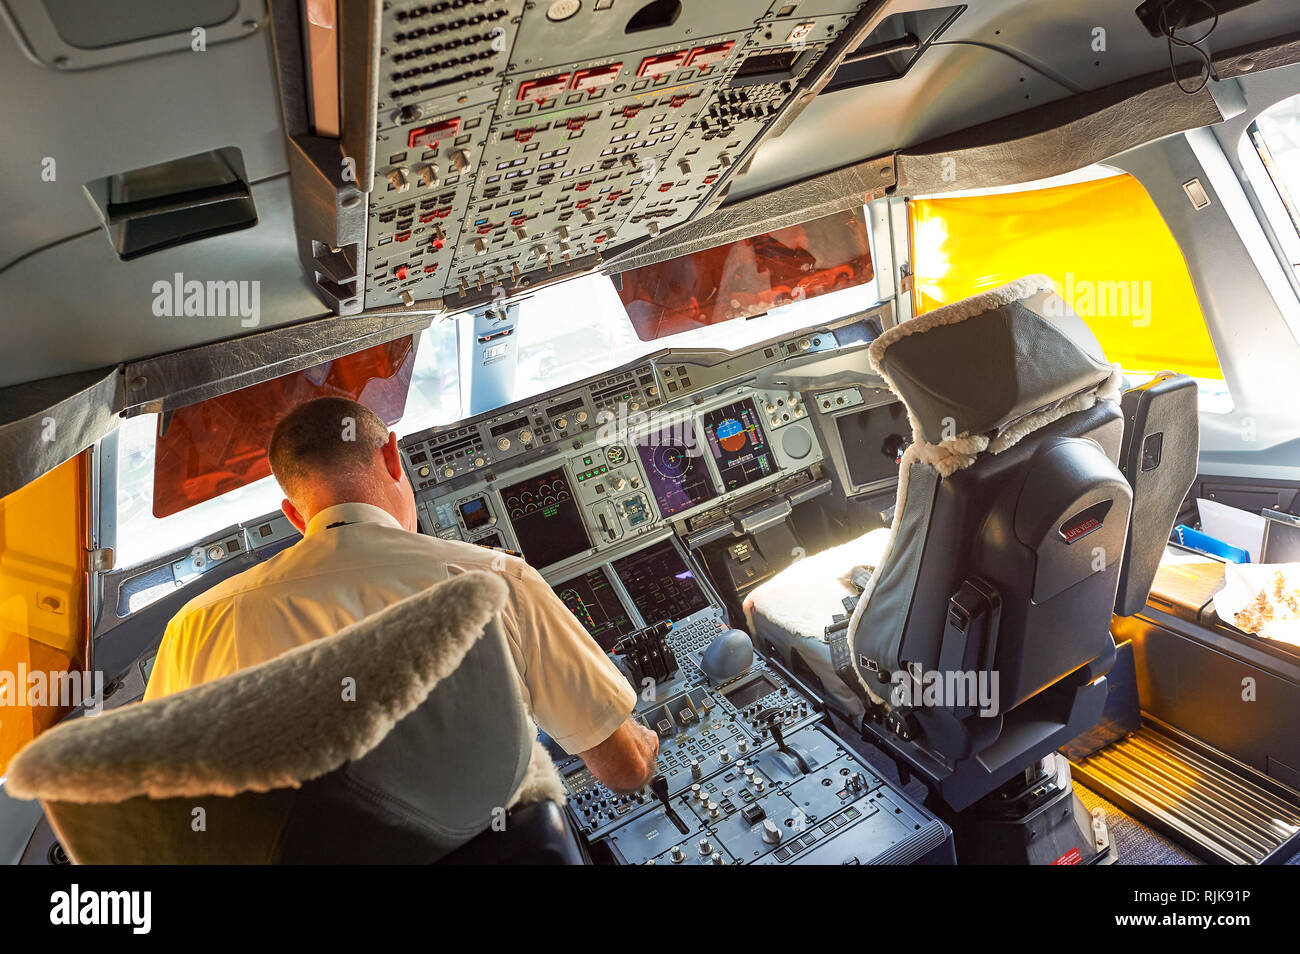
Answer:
xmin=571 ymin=63 xmax=622 ymax=93
xmin=517 ymin=73 xmax=570 ymax=103
xmin=638 ymin=50 xmax=688 ymax=77
xmin=686 ymin=41 xmax=734 ymax=70
xmin=394 ymin=265 xmax=409 ymax=280
xmin=407 ymin=118 xmax=460 ymax=149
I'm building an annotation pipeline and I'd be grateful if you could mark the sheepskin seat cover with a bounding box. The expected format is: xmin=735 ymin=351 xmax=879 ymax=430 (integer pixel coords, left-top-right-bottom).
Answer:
xmin=6 ymin=571 xmax=564 ymax=811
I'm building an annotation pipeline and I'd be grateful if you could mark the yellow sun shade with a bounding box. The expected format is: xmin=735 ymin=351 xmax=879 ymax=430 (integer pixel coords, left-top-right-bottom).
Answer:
xmin=909 ymin=174 xmax=1223 ymax=380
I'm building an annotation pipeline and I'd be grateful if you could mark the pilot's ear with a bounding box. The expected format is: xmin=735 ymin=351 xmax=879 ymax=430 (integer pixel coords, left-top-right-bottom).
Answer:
xmin=381 ymin=431 xmax=403 ymax=481
xmin=281 ymin=498 xmax=307 ymax=533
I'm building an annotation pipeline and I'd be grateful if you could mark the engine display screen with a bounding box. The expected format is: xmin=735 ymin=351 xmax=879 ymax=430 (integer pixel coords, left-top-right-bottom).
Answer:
xmin=702 ymin=399 xmax=777 ymax=492
xmin=500 ymin=468 xmax=591 ymax=568
xmin=613 ymin=539 xmax=710 ymax=627
xmin=636 ymin=418 xmax=717 ymax=517
xmin=553 ymin=567 xmax=636 ymax=651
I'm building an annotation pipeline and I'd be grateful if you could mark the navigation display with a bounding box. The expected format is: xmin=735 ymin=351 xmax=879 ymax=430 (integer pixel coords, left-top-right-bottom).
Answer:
xmin=500 ymin=468 xmax=591 ymax=568
xmin=636 ymin=418 xmax=717 ymax=517
xmin=613 ymin=539 xmax=710 ymax=627
xmin=553 ymin=567 xmax=636 ymax=651
xmin=703 ymin=399 xmax=776 ymax=492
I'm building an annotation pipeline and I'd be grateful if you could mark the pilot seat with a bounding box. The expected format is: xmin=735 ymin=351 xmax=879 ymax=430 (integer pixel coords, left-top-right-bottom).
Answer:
xmin=747 ymin=274 xmax=1198 ymax=863
xmin=6 ymin=572 xmax=583 ymax=864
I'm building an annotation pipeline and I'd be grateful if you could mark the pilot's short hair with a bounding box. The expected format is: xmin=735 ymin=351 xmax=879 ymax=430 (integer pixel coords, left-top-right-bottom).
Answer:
xmin=268 ymin=396 xmax=389 ymax=496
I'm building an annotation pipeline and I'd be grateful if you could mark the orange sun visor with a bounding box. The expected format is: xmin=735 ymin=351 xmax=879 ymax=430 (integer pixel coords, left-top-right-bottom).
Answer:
xmin=615 ymin=207 xmax=873 ymax=341
xmin=151 ymin=337 xmax=416 ymax=518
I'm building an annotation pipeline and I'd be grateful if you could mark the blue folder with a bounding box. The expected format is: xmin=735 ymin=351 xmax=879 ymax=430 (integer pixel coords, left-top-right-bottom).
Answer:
xmin=1173 ymin=524 xmax=1251 ymax=563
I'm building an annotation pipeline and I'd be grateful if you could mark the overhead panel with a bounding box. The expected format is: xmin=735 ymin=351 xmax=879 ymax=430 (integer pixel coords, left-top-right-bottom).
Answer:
xmin=346 ymin=0 xmax=880 ymax=313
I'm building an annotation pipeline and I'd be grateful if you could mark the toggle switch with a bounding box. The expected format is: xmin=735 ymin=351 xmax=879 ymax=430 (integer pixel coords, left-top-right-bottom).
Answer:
xmin=387 ymin=167 xmax=410 ymax=192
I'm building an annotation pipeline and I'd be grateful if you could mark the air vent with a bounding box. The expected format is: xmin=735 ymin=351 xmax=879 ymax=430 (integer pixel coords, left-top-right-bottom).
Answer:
xmin=83 ymin=147 xmax=258 ymax=261
xmin=824 ymin=5 xmax=964 ymax=93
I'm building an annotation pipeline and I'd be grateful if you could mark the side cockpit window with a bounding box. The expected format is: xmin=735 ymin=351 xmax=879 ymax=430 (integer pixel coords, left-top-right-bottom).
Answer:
xmin=1243 ymin=94 xmax=1300 ymax=281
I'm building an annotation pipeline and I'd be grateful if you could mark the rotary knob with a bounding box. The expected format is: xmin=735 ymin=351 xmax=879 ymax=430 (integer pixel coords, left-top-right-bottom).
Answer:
xmin=451 ymin=149 xmax=471 ymax=172
xmin=575 ymin=410 xmax=588 ymax=424
xmin=519 ymin=430 xmax=533 ymax=443
xmin=710 ymin=852 xmax=725 ymax=865
xmin=690 ymin=759 xmax=702 ymax=779
xmin=719 ymin=748 xmax=730 ymax=762
xmin=497 ymin=437 xmax=511 ymax=451
xmin=762 ymin=820 xmax=782 ymax=844
xmin=387 ymin=167 xmax=410 ymax=192
xmin=707 ymin=801 xmax=720 ymax=819
xmin=418 ymin=466 xmax=430 ymax=478
xmin=698 ymin=837 xmax=714 ymax=856
xmin=737 ymin=738 xmax=750 ymax=753
xmin=443 ymin=467 xmax=455 ymax=478
xmin=418 ymin=164 xmax=440 ymax=188
xmin=670 ymin=845 xmax=686 ymax=864
xmin=611 ymin=477 xmax=626 ymax=492
xmin=555 ymin=417 xmax=568 ymax=430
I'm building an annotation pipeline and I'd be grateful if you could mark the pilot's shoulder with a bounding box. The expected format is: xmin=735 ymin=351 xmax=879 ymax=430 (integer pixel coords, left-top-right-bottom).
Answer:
xmin=425 ymin=537 xmax=535 ymax=584
xmin=165 ymin=554 xmax=281 ymax=627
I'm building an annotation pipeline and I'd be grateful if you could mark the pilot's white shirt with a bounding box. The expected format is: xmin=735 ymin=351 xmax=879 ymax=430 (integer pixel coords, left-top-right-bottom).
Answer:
xmin=144 ymin=502 xmax=637 ymax=754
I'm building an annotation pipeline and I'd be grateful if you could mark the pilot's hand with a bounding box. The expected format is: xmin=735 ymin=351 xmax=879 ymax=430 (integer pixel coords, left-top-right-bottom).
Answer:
xmin=577 ymin=717 xmax=660 ymax=793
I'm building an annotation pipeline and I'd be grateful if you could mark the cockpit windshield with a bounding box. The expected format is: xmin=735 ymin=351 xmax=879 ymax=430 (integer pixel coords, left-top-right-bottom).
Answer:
xmin=111 ymin=214 xmax=881 ymax=568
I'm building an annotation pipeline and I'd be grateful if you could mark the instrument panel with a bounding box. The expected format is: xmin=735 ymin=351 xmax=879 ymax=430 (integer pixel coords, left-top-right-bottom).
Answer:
xmin=410 ymin=377 xmax=823 ymax=572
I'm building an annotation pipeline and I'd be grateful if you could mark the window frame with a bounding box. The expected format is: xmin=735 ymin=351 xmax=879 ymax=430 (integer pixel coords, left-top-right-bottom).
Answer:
xmin=1239 ymin=107 xmax=1300 ymax=308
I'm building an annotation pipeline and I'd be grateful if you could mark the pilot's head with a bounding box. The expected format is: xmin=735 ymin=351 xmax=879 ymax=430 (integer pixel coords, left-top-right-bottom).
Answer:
xmin=268 ymin=396 xmax=418 ymax=534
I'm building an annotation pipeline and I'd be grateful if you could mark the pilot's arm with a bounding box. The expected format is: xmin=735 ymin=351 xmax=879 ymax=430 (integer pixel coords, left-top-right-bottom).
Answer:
xmin=504 ymin=562 xmax=659 ymax=793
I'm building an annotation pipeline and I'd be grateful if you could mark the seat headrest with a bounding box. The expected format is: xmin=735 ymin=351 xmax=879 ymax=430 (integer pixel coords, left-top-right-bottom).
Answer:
xmin=6 ymin=571 xmax=509 ymax=804
xmin=870 ymin=275 xmax=1122 ymax=474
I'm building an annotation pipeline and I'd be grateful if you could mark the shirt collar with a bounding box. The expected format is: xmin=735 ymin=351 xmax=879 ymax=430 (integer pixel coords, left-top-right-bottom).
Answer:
xmin=305 ymin=502 xmax=404 ymax=537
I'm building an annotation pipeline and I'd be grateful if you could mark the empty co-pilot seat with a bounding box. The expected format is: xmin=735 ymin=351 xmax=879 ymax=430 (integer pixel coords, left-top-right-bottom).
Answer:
xmin=744 ymin=528 xmax=892 ymax=720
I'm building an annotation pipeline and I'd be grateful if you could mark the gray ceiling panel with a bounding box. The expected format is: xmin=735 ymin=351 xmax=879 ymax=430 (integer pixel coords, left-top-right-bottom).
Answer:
xmin=730 ymin=0 xmax=1300 ymax=201
xmin=0 ymin=176 xmax=331 ymax=389
xmin=731 ymin=41 xmax=1073 ymax=200
xmin=0 ymin=9 xmax=287 ymax=270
